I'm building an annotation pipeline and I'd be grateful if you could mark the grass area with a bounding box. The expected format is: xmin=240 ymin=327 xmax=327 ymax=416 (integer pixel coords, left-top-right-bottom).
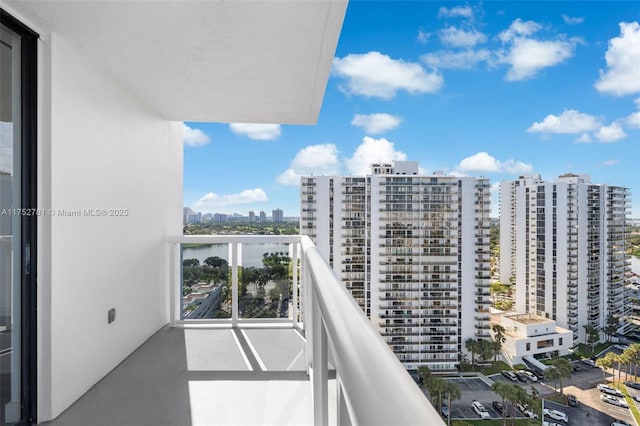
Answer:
xmin=459 ymin=361 xmax=511 ymax=376
xmin=572 ymin=342 xmax=612 ymax=359
xmin=613 ymin=382 xmax=640 ymax=425
xmin=545 ymin=393 xmax=568 ymax=405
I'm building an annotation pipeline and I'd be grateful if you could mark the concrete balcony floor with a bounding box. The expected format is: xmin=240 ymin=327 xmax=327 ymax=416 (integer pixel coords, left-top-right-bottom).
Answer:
xmin=42 ymin=325 xmax=335 ymax=426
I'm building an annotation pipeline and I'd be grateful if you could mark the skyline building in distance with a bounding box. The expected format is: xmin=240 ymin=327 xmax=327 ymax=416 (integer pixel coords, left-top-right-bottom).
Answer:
xmin=301 ymin=161 xmax=491 ymax=371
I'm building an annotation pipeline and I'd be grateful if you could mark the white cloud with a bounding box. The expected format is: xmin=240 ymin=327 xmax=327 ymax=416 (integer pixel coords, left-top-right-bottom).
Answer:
xmin=497 ymin=19 xmax=578 ymax=81
xmin=527 ymin=109 xmax=602 ymax=134
xmin=439 ymin=26 xmax=487 ymax=47
xmin=193 ymin=188 xmax=269 ymax=209
xmin=276 ymin=144 xmax=340 ymax=186
xmin=421 ymin=49 xmax=491 ymax=69
xmin=332 ymin=51 xmax=443 ymax=100
xmin=498 ymin=19 xmax=542 ymax=42
xmin=625 ymin=111 xmax=640 ymax=128
xmin=576 ymin=133 xmax=592 ymax=143
xmin=344 ymin=137 xmax=407 ymax=175
xmin=562 ymin=14 xmax=584 ymax=25
xmin=417 ymin=29 xmax=432 ymax=44
xmin=183 ymin=124 xmax=211 ymax=147
xmin=501 ymin=38 xmax=577 ymax=81
xmin=229 ymin=123 xmax=281 ymax=140
xmin=351 ymin=113 xmax=403 ymax=134
xmin=457 ymin=151 xmax=533 ymax=174
xmin=595 ymin=22 xmax=640 ymax=96
xmin=438 ymin=6 xmax=473 ymax=19
xmin=594 ymin=121 xmax=627 ymax=142
xmin=601 ymin=159 xmax=620 ymax=166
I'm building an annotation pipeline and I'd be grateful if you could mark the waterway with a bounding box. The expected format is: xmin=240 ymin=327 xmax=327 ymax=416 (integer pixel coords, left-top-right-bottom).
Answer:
xmin=182 ymin=242 xmax=292 ymax=268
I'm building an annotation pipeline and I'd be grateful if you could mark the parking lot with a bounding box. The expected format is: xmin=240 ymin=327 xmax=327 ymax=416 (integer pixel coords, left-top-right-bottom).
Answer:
xmin=424 ymin=360 xmax=639 ymax=424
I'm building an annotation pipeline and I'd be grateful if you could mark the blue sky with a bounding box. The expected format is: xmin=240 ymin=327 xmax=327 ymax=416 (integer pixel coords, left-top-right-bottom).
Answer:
xmin=184 ymin=1 xmax=640 ymax=218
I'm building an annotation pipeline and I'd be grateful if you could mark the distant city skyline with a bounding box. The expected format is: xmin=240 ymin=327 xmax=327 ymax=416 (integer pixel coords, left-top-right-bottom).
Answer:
xmin=183 ymin=2 xmax=639 ymax=218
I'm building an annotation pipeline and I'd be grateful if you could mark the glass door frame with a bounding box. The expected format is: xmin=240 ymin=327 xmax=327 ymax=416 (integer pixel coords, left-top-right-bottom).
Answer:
xmin=0 ymin=9 xmax=37 ymax=426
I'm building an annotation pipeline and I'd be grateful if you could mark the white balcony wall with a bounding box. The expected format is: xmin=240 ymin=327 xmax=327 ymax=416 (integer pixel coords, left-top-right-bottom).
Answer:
xmin=38 ymin=33 xmax=182 ymax=421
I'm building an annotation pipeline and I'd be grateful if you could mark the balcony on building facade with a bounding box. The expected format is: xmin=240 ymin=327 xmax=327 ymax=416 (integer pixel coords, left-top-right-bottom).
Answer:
xmin=163 ymin=235 xmax=443 ymax=425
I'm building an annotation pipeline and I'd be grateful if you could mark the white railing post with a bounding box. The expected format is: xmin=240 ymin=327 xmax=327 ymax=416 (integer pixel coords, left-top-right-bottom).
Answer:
xmin=231 ymin=242 xmax=239 ymax=327
xmin=169 ymin=242 xmax=178 ymax=326
xmin=292 ymin=241 xmax=299 ymax=326
xmin=312 ymin=288 xmax=328 ymax=426
xmin=304 ymin=246 xmax=313 ymax=372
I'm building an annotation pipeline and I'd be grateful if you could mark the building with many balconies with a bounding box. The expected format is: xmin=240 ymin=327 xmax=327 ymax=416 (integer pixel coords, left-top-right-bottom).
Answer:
xmin=499 ymin=174 xmax=631 ymax=347
xmin=301 ymin=161 xmax=492 ymax=371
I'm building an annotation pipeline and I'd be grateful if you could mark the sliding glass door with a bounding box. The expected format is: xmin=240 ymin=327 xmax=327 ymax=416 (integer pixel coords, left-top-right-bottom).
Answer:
xmin=0 ymin=10 xmax=37 ymax=426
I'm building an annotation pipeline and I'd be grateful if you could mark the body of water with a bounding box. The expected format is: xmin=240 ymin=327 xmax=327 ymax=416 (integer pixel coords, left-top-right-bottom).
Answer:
xmin=183 ymin=243 xmax=292 ymax=268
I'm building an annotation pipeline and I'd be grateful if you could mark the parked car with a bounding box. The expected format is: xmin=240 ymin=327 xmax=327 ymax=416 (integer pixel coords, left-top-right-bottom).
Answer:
xmin=472 ymin=400 xmax=490 ymax=419
xmin=492 ymin=401 xmax=510 ymax=416
xmin=441 ymin=403 xmax=449 ymax=418
xmin=625 ymin=381 xmax=640 ymax=390
xmin=601 ymin=393 xmax=629 ymax=408
xmin=517 ymin=403 xmax=538 ymax=419
xmin=581 ymin=358 xmax=597 ymax=367
xmin=598 ymin=383 xmax=625 ymax=397
xmin=515 ymin=371 xmax=529 ymax=382
xmin=615 ymin=344 xmax=630 ymax=351
xmin=543 ymin=408 xmax=568 ymax=423
xmin=567 ymin=394 xmax=578 ymax=407
xmin=519 ymin=370 xmax=538 ymax=382
xmin=611 ymin=420 xmax=632 ymax=426
xmin=572 ymin=363 xmax=581 ymax=372
xmin=543 ymin=422 xmax=563 ymax=426
xmin=501 ymin=370 xmax=518 ymax=382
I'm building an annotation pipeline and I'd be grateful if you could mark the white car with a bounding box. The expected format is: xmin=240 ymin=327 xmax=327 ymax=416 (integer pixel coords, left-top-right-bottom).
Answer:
xmin=543 ymin=408 xmax=568 ymax=423
xmin=472 ymin=400 xmax=490 ymax=419
xmin=598 ymin=384 xmax=625 ymax=397
xmin=601 ymin=394 xmax=629 ymax=408
xmin=518 ymin=370 xmax=538 ymax=382
xmin=516 ymin=403 xmax=538 ymax=419
xmin=543 ymin=422 xmax=563 ymax=426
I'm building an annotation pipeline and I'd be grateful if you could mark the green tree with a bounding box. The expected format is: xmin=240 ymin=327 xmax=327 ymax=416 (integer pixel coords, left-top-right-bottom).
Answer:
xmin=443 ymin=381 xmax=460 ymax=426
xmin=476 ymin=339 xmax=495 ymax=363
xmin=183 ymin=258 xmax=200 ymax=267
xmin=268 ymin=286 xmax=281 ymax=304
xmin=465 ymin=339 xmax=479 ymax=367
xmin=491 ymin=381 xmax=511 ymax=426
xmin=203 ymin=256 xmax=227 ymax=268
xmin=492 ymin=324 xmax=507 ymax=365
xmin=550 ymin=358 xmax=573 ymax=395
xmin=583 ymin=324 xmax=600 ymax=350
xmin=597 ymin=352 xmax=616 ymax=384
xmin=545 ymin=366 xmax=561 ymax=393
xmin=603 ymin=314 xmax=620 ymax=342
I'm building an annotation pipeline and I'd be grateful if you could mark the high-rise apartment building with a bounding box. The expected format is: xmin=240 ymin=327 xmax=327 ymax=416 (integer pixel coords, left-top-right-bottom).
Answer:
xmin=500 ymin=174 xmax=631 ymax=346
xmin=272 ymin=208 xmax=284 ymax=223
xmin=301 ymin=161 xmax=492 ymax=371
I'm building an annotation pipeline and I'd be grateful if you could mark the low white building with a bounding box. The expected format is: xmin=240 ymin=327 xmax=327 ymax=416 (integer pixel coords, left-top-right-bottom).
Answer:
xmin=496 ymin=313 xmax=573 ymax=366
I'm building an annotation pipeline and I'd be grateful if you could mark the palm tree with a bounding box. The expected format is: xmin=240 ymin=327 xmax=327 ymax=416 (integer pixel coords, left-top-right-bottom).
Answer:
xmin=550 ymin=358 xmax=572 ymax=396
xmin=544 ymin=366 xmax=561 ymax=393
xmin=618 ymin=352 xmax=631 ymax=384
xmin=491 ymin=381 xmax=511 ymax=426
xmin=443 ymin=381 xmax=461 ymax=426
xmin=465 ymin=338 xmax=479 ymax=368
xmin=492 ymin=324 xmax=507 ymax=365
xmin=430 ymin=377 xmax=448 ymax=413
xmin=597 ymin=353 xmax=615 ymax=384
xmin=505 ymin=383 xmax=529 ymax=425
xmin=627 ymin=344 xmax=640 ymax=379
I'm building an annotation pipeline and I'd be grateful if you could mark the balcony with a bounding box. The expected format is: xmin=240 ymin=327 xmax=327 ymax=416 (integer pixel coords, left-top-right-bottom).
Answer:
xmin=46 ymin=235 xmax=441 ymax=425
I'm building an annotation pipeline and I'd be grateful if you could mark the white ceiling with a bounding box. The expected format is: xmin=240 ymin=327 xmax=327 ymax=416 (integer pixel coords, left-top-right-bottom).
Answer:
xmin=6 ymin=0 xmax=348 ymax=124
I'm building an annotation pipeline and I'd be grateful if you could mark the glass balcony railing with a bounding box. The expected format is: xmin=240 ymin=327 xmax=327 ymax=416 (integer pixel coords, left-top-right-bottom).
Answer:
xmin=168 ymin=234 xmax=443 ymax=425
